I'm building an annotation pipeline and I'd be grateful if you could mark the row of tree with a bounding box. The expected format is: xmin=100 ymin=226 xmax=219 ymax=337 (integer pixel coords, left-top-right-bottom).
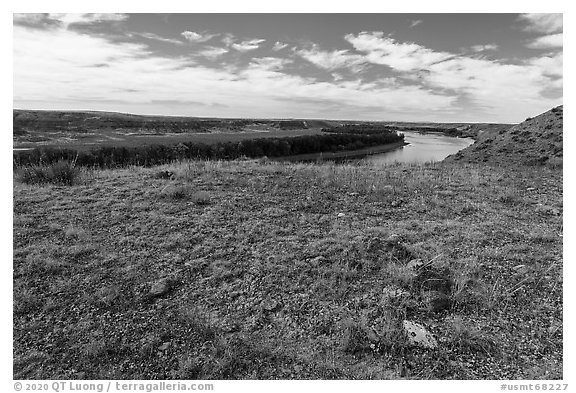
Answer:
xmin=322 ymin=124 xmax=463 ymax=137
xmin=13 ymin=131 xmax=404 ymax=168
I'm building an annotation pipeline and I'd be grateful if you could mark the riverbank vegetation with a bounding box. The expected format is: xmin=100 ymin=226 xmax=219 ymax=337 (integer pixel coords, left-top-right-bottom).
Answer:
xmin=13 ymin=131 xmax=404 ymax=168
xmin=13 ymin=159 xmax=562 ymax=379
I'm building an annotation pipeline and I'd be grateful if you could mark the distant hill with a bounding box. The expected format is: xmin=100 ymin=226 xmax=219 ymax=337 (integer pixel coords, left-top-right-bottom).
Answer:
xmin=448 ymin=106 xmax=563 ymax=166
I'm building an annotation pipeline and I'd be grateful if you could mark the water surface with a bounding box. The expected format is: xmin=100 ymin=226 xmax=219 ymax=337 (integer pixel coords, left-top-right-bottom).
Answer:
xmin=363 ymin=131 xmax=474 ymax=166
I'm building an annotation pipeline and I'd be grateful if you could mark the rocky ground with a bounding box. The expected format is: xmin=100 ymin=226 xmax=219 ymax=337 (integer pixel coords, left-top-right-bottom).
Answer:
xmin=13 ymin=157 xmax=563 ymax=379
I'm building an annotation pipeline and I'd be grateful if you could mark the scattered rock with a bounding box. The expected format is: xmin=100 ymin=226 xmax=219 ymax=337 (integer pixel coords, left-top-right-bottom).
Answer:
xmin=403 ymin=320 xmax=438 ymax=349
xmin=513 ymin=264 xmax=529 ymax=274
xmin=391 ymin=200 xmax=403 ymax=208
xmin=150 ymin=278 xmax=171 ymax=297
xmin=158 ymin=342 xmax=170 ymax=351
xmin=422 ymin=290 xmax=451 ymax=313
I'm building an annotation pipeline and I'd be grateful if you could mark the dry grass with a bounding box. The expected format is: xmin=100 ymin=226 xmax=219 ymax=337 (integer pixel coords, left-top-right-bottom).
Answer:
xmin=13 ymin=159 xmax=562 ymax=379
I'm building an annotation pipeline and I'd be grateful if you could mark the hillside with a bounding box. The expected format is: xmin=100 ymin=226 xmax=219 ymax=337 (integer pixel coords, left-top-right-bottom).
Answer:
xmin=449 ymin=106 xmax=563 ymax=166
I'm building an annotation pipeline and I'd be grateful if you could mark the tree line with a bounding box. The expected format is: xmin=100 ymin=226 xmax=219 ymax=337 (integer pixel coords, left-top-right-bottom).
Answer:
xmin=13 ymin=131 xmax=404 ymax=168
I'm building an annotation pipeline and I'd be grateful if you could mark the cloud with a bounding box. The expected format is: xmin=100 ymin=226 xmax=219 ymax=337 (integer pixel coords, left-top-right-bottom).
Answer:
xmin=12 ymin=20 xmax=563 ymax=122
xmin=196 ymin=46 xmax=229 ymax=60
xmin=250 ymin=57 xmax=292 ymax=71
xmin=527 ymin=33 xmax=563 ymax=49
xmin=272 ymin=41 xmax=289 ymax=51
xmin=134 ymin=32 xmax=184 ymax=45
xmin=221 ymin=33 xmax=236 ymax=47
xmin=181 ymin=31 xmax=215 ymax=43
xmin=14 ymin=13 xmax=128 ymax=29
xmin=13 ymin=23 xmax=456 ymax=120
xmin=13 ymin=13 xmax=61 ymax=29
xmin=343 ymin=31 xmax=561 ymax=118
xmin=471 ymin=44 xmax=499 ymax=52
xmin=518 ymin=13 xmax=563 ymax=34
xmin=409 ymin=20 xmax=422 ymax=28
xmin=49 ymin=13 xmax=128 ymax=26
xmin=528 ymin=52 xmax=563 ymax=78
xmin=296 ymin=46 xmax=366 ymax=71
xmin=231 ymin=38 xmax=266 ymax=52
xmin=345 ymin=32 xmax=452 ymax=72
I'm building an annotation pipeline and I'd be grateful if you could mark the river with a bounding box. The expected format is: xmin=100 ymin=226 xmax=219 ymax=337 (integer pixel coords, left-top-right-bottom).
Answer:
xmin=362 ymin=131 xmax=474 ymax=166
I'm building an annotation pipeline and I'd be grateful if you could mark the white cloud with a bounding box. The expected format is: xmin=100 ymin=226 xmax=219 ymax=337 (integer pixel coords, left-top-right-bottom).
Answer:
xmin=12 ymin=22 xmax=563 ymax=122
xmin=272 ymin=41 xmax=289 ymax=51
xmin=196 ymin=46 xmax=229 ymax=60
xmin=528 ymin=52 xmax=563 ymax=78
xmin=345 ymin=32 xmax=452 ymax=72
xmin=49 ymin=13 xmax=128 ymax=26
xmin=231 ymin=38 xmax=266 ymax=52
xmin=518 ymin=13 xmax=563 ymax=34
xmin=527 ymin=33 xmax=563 ymax=49
xmin=13 ymin=24 xmax=456 ymax=120
xmin=409 ymin=20 xmax=422 ymax=28
xmin=135 ymin=32 xmax=184 ymax=45
xmin=296 ymin=47 xmax=365 ymax=71
xmin=471 ymin=44 xmax=498 ymax=52
xmin=343 ymin=31 xmax=561 ymax=119
xmin=181 ymin=31 xmax=215 ymax=43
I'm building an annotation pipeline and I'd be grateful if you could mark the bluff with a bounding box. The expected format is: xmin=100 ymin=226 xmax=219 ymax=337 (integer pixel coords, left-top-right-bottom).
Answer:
xmin=448 ymin=106 xmax=563 ymax=166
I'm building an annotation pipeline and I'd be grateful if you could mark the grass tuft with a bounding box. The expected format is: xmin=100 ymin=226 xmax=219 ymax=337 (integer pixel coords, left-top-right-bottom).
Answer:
xmin=16 ymin=160 xmax=81 ymax=186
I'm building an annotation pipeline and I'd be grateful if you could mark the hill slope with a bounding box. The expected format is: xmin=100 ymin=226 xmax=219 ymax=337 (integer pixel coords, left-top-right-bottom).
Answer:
xmin=449 ymin=106 xmax=563 ymax=166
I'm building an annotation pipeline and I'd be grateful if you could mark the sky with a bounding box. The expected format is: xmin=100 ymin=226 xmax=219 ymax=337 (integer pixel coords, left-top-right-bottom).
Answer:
xmin=13 ymin=13 xmax=563 ymax=123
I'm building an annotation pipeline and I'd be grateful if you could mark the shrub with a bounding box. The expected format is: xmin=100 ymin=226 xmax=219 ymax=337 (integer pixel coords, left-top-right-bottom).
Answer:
xmin=16 ymin=160 xmax=80 ymax=186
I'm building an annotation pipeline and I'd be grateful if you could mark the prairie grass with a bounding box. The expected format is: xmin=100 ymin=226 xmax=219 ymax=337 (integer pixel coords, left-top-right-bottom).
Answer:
xmin=13 ymin=159 xmax=562 ymax=379
xmin=16 ymin=160 xmax=81 ymax=186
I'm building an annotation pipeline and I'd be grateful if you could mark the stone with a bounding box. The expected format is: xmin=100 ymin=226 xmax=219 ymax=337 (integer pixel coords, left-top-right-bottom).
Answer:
xmin=422 ymin=290 xmax=451 ymax=313
xmin=337 ymin=213 xmax=345 ymax=218
xmin=150 ymin=278 xmax=171 ymax=297
xmin=403 ymin=320 xmax=438 ymax=349
xmin=407 ymin=259 xmax=424 ymax=271
xmin=513 ymin=264 xmax=529 ymax=274
xmin=158 ymin=342 xmax=170 ymax=351
xmin=386 ymin=234 xmax=401 ymax=243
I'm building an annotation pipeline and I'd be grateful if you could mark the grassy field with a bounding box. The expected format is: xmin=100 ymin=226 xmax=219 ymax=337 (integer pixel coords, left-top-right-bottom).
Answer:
xmin=13 ymin=159 xmax=562 ymax=379
xmin=13 ymin=127 xmax=325 ymax=151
